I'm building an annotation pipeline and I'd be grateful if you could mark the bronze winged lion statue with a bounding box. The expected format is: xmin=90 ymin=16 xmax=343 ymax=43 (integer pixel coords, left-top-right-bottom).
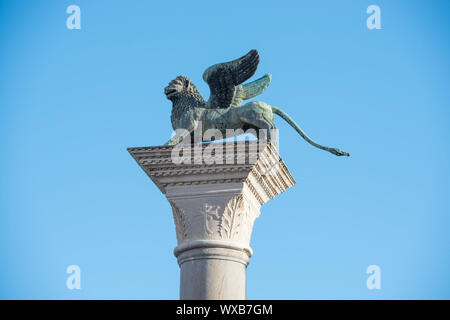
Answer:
xmin=164 ymin=49 xmax=349 ymax=157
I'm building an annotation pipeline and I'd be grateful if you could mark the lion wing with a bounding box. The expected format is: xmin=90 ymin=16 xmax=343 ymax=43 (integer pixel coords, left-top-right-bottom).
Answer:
xmin=230 ymin=74 xmax=272 ymax=107
xmin=202 ymin=49 xmax=260 ymax=109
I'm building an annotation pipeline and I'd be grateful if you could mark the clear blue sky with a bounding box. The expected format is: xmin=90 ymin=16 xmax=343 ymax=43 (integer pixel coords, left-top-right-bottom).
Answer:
xmin=1 ymin=0 xmax=449 ymax=299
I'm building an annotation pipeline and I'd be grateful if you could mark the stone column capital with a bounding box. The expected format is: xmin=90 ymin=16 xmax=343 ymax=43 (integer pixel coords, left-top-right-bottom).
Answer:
xmin=128 ymin=142 xmax=295 ymax=249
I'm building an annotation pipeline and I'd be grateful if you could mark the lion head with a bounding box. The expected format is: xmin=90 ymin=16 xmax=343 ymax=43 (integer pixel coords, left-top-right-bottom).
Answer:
xmin=164 ymin=76 xmax=200 ymax=101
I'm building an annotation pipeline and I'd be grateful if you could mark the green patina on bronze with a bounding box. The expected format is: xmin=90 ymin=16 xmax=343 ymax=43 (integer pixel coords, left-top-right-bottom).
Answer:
xmin=164 ymin=50 xmax=349 ymax=157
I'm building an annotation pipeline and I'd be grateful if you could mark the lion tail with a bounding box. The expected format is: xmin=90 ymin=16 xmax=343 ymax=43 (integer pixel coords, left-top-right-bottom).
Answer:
xmin=271 ymin=106 xmax=350 ymax=157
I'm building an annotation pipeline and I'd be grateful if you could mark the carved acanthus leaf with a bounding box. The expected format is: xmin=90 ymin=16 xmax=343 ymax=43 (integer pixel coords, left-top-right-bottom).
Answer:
xmin=219 ymin=194 xmax=246 ymax=239
xmin=170 ymin=201 xmax=189 ymax=243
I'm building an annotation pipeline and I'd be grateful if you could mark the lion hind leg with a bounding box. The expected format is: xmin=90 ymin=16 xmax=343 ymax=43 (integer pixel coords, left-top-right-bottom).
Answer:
xmin=236 ymin=102 xmax=276 ymax=141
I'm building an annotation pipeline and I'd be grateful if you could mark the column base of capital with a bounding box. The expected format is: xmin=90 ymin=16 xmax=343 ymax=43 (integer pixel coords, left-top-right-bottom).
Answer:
xmin=174 ymin=240 xmax=253 ymax=300
xmin=174 ymin=240 xmax=253 ymax=265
